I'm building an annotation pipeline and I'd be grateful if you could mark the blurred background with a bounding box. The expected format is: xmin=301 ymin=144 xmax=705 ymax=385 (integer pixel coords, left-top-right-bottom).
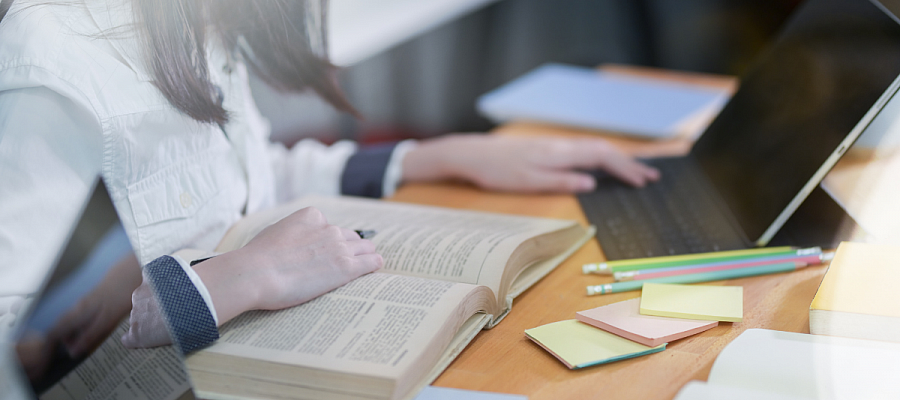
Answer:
xmin=253 ymin=0 xmax=802 ymax=145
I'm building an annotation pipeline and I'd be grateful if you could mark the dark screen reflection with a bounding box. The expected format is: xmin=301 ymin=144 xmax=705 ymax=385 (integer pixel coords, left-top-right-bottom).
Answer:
xmin=14 ymin=183 xmax=140 ymax=395
xmin=693 ymin=0 xmax=900 ymax=242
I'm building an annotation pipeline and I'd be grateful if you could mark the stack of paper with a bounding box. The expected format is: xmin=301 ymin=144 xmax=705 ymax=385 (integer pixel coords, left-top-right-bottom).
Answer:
xmin=526 ymin=283 xmax=743 ymax=369
xmin=576 ymin=298 xmax=718 ymax=347
xmin=524 ymin=320 xmax=665 ymax=369
xmin=639 ymin=283 xmax=743 ymax=322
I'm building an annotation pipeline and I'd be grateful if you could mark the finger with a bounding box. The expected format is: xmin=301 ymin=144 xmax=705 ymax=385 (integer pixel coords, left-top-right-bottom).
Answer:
xmin=593 ymin=150 xmax=660 ymax=187
xmin=344 ymin=238 xmax=377 ymax=256
xmin=353 ymin=253 xmax=384 ymax=274
xmin=519 ymin=170 xmax=598 ymax=193
xmin=538 ymin=140 xmax=658 ymax=186
xmin=290 ymin=207 xmax=327 ymax=226
xmin=540 ymin=139 xmax=614 ymax=169
xmin=339 ymin=227 xmax=361 ymax=241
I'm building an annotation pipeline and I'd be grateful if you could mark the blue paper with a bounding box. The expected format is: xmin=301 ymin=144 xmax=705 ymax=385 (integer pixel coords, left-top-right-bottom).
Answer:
xmin=477 ymin=64 xmax=729 ymax=139
xmin=413 ymin=386 xmax=527 ymax=400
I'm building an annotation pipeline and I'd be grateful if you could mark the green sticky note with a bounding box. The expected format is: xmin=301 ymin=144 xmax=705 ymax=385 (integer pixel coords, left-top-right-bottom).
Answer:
xmin=525 ymin=320 xmax=665 ymax=369
xmin=640 ymin=283 xmax=743 ymax=322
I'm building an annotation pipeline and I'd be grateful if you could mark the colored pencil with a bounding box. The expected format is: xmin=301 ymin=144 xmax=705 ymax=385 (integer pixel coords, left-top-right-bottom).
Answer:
xmin=582 ymin=246 xmax=804 ymax=275
xmin=586 ymin=262 xmax=804 ymax=295
xmin=613 ymin=252 xmax=830 ymax=281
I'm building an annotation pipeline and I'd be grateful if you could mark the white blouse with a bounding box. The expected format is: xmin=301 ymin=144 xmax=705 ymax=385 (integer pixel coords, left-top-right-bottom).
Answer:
xmin=0 ymin=0 xmax=410 ymax=334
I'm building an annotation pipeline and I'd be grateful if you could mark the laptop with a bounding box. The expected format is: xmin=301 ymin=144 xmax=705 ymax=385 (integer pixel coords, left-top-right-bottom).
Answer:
xmin=2 ymin=179 xmax=194 ymax=400
xmin=579 ymin=0 xmax=900 ymax=260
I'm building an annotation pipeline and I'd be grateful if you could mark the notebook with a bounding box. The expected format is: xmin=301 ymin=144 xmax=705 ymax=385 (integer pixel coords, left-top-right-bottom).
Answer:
xmin=477 ymin=63 xmax=730 ymax=139
xmin=809 ymin=241 xmax=900 ymax=343
xmin=524 ymin=319 xmax=665 ymax=369
xmin=639 ymin=283 xmax=743 ymax=322
xmin=576 ymin=298 xmax=718 ymax=347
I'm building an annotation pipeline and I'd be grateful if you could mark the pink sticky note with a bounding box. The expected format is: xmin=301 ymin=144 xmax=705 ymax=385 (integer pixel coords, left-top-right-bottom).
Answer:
xmin=576 ymin=298 xmax=718 ymax=347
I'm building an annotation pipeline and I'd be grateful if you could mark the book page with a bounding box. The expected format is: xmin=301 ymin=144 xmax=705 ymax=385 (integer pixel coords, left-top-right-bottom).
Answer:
xmin=200 ymin=272 xmax=492 ymax=381
xmin=707 ymin=329 xmax=900 ymax=400
xmin=40 ymin=321 xmax=190 ymax=400
xmin=217 ymin=196 xmax=574 ymax=292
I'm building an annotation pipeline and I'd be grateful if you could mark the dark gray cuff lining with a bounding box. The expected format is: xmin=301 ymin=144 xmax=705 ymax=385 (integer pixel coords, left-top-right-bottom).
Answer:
xmin=340 ymin=142 xmax=398 ymax=198
xmin=144 ymin=255 xmax=220 ymax=355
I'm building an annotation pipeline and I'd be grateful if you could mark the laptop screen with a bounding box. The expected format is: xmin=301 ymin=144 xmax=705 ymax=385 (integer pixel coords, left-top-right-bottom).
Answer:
xmin=6 ymin=180 xmax=193 ymax=400
xmin=692 ymin=0 xmax=900 ymax=244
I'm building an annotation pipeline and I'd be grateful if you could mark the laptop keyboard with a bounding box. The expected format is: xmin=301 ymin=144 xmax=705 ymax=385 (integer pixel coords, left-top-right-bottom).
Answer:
xmin=577 ymin=157 xmax=748 ymax=260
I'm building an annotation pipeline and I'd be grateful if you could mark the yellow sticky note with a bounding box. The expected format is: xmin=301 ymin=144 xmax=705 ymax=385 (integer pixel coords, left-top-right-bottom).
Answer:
xmin=525 ymin=320 xmax=665 ymax=369
xmin=640 ymin=283 xmax=743 ymax=322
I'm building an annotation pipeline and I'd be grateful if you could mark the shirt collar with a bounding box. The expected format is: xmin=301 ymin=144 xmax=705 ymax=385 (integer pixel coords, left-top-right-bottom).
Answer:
xmin=84 ymin=0 xmax=152 ymax=81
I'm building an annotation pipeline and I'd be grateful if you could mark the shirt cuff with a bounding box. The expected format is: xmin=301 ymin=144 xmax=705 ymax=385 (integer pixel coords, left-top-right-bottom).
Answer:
xmin=382 ymin=139 xmax=417 ymax=198
xmin=172 ymin=255 xmax=219 ymax=326
xmin=340 ymin=142 xmax=395 ymax=197
xmin=143 ymin=255 xmax=219 ymax=354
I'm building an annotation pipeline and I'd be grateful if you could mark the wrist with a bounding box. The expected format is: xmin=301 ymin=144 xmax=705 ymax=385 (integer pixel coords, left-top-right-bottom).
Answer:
xmin=192 ymin=248 xmax=262 ymax=325
xmin=400 ymin=134 xmax=472 ymax=183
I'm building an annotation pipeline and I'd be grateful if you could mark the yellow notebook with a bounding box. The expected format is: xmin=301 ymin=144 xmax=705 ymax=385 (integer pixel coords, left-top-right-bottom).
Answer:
xmin=640 ymin=283 xmax=743 ymax=322
xmin=525 ymin=320 xmax=665 ymax=369
xmin=810 ymin=241 xmax=900 ymax=342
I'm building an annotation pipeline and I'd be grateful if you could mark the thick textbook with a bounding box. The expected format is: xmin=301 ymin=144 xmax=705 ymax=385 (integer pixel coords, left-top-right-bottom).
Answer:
xmin=809 ymin=241 xmax=900 ymax=343
xmin=672 ymin=329 xmax=900 ymax=400
xmin=185 ymin=196 xmax=594 ymax=400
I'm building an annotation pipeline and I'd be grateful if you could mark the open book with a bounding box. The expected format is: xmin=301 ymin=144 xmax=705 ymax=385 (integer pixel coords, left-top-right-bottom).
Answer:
xmin=673 ymin=329 xmax=900 ymax=400
xmin=185 ymin=196 xmax=594 ymax=400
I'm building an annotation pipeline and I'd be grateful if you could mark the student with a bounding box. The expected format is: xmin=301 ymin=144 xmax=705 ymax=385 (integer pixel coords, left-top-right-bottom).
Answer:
xmin=0 ymin=0 xmax=659 ymax=354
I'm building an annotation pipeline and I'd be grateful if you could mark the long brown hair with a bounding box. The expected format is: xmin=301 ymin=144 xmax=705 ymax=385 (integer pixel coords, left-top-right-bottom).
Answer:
xmin=0 ymin=0 xmax=356 ymax=125
xmin=0 ymin=0 xmax=12 ymax=22
xmin=136 ymin=0 xmax=357 ymax=125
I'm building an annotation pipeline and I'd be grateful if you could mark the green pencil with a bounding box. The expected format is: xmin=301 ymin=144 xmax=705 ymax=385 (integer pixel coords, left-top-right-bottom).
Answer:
xmin=585 ymin=261 xmax=803 ymax=295
xmin=582 ymin=246 xmax=795 ymax=275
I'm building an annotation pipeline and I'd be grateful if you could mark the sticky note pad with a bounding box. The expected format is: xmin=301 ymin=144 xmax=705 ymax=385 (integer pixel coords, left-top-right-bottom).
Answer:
xmin=577 ymin=298 xmax=718 ymax=347
xmin=525 ymin=319 xmax=665 ymax=369
xmin=640 ymin=283 xmax=743 ymax=322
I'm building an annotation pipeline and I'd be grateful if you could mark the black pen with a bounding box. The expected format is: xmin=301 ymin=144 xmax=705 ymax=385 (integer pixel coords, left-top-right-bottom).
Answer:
xmin=354 ymin=230 xmax=377 ymax=239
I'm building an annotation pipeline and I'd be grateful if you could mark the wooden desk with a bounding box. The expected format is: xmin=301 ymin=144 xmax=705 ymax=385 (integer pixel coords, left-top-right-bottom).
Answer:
xmin=386 ymin=68 xmax=829 ymax=399
xmin=389 ymin=162 xmax=826 ymax=400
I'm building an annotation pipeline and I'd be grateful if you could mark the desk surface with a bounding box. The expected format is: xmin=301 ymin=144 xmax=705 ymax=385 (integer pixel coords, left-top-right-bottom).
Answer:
xmin=386 ymin=67 xmax=829 ymax=400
